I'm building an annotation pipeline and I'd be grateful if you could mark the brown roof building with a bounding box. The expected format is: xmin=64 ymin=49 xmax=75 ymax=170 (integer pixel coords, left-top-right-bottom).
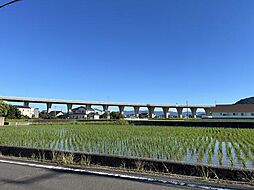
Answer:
xmin=210 ymin=104 xmax=254 ymax=112
xmin=209 ymin=104 xmax=254 ymax=118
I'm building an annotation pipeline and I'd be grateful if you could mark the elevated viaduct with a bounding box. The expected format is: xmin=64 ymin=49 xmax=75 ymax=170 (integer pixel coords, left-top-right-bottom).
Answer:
xmin=0 ymin=96 xmax=214 ymax=119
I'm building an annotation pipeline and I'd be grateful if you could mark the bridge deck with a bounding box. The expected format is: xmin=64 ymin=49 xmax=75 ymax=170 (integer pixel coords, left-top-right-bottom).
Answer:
xmin=0 ymin=96 xmax=213 ymax=108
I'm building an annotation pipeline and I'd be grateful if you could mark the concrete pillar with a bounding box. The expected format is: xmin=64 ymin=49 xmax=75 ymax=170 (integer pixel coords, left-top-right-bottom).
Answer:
xmin=67 ymin=103 xmax=73 ymax=113
xmin=118 ymin=105 xmax=125 ymax=116
xmin=103 ymin=105 xmax=109 ymax=111
xmin=133 ymin=106 xmax=140 ymax=118
xmin=103 ymin=105 xmax=110 ymax=119
xmin=148 ymin=106 xmax=155 ymax=119
xmin=176 ymin=107 xmax=183 ymax=118
xmin=23 ymin=101 xmax=29 ymax=107
xmin=46 ymin=103 xmax=52 ymax=113
xmin=190 ymin=107 xmax=197 ymax=118
xmin=86 ymin=104 xmax=92 ymax=109
xmin=162 ymin=107 xmax=169 ymax=119
xmin=0 ymin=117 xmax=4 ymax=126
xmin=204 ymin=108 xmax=211 ymax=116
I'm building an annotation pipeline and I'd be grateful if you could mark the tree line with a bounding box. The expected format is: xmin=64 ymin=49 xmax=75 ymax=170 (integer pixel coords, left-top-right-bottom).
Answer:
xmin=0 ymin=100 xmax=25 ymax=119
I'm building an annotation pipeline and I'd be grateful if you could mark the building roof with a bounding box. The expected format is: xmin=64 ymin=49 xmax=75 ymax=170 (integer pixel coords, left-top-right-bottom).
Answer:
xmin=72 ymin=106 xmax=86 ymax=110
xmin=72 ymin=106 xmax=94 ymax=111
xmin=210 ymin=104 xmax=254 ymax=113
xmin=49 ymin=111 xmax=64 ymax=115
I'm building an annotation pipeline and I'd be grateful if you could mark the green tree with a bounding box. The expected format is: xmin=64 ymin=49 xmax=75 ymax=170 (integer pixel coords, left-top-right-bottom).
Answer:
xmin=0 ymin=100 xmax=9 ymax=117
xmin=6 ymin=105 xmax=21 ymax=119
xmin=100 ymin=112 xmax=109 ymax=119
xmin=110 ymin=111 xmax=124 ymax=119
xmin=39 ymin=112 xmax=56 ymax=119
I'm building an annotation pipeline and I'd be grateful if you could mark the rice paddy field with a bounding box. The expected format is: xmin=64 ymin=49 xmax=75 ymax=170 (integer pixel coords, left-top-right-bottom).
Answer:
xmin=0 ymin=124 xmax=254 ymax=169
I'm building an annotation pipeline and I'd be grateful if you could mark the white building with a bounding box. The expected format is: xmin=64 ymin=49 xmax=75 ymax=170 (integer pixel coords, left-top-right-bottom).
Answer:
xmin=93 ymin=108 xmax=104 ymax=116
xmin=69 ymin=106 xmax=104 ymax=120
xmin=15 ymin=106 xmax=39 ymax=118
xmin=0 ymin=117 xmax=4 ymax=126
xmin=206 ymin=104 xmax=254 ymax=119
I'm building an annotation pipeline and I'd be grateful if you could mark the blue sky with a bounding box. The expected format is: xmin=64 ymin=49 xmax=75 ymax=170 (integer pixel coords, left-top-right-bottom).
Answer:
xmin=1 ymin=0 xmax=254 ymax=107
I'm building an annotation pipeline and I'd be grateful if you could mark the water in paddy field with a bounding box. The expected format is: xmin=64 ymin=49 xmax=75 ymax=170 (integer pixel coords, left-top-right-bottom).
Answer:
xmin=181 ymin=140 xmax=254 ymax=169
xmin=48 ymin=138 xmax=253 ymax=169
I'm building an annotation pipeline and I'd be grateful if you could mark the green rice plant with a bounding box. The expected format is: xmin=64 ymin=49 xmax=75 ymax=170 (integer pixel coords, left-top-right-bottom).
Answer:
xmin=217 ymin=139 xmax=223 ymax=166
xmin=230 ymin=138 xmax=246 ymax=168
xmin=207 ymin=137 xmax=216 ymax=165
xmin=225 ymin=141 xmax=234 ymax=168
xmin=0 ymin=124 xmax=253 ymax=169
xmin=210 ymin=137 xmax=216 ymax=158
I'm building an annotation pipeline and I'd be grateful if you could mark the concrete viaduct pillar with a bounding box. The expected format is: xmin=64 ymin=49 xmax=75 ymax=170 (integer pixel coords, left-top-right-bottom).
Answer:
xmin=118 ymin=105 xmax=125 ymax=116
xmin=176 ymin=107 xmax=183 ymax=118
xmin=133 ymin=106 xmax=140 ymax=118
xmin=162 ymin=107 xmax=169 ymax=119
xmin=148 ymin=106 xmax=155 ymax=119
xmin=204 ymin=108 xmax=211 ymax=116
xmin=190 ymin=108 xmax=197 ymax=118
xmin=86 ymin=104 xmax=92 ymax=109
xmin=67 ymin=104 xmax=72 ymax=113
xmin=46 ymin=103 xmax=52 ymax=113
xmin=103 ymin=105 xmax=110 ymax=119
xmin=23 ymin=101 xmax=29 ymax=107
xmin=103 ymin=105 xmax=109 ymax=112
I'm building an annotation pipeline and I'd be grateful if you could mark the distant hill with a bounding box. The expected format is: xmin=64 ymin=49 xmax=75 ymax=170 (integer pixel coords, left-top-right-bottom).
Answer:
xmin=235 ymin=97 xmax=254 ymax=104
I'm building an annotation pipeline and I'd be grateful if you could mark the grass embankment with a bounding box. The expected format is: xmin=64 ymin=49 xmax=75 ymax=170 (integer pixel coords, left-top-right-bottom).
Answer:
xmin=0 ymin=123 xmax=254 ymax=169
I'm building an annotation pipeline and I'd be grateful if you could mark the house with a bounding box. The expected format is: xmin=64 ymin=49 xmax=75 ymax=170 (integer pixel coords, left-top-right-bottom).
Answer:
xmin=205 ymin=104 xmax=254 ymax=119
xmin=87 ymin=112 xmax=100 ymax=120
xmin=93 ymin=108 xmax=104 ymax=115
xmin=15 ymin=106 xmax=39 ymax=118
xmin=49 ymin=111 xmax=65 ymax=118
xmin=69 ymin=106 xmax=104 ymax=120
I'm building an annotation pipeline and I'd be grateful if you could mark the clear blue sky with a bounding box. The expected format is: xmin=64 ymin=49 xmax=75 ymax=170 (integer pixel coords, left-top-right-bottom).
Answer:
xmin=1 ymin=0 xmax=254 ymax=106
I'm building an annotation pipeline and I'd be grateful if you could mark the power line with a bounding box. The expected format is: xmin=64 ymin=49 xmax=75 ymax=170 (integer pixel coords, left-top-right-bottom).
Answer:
xmin=0 ymin=0 xmax=22 ymax=9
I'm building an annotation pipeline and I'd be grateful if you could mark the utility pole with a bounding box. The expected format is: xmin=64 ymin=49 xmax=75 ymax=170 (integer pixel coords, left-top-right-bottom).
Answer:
xmin=186 ymin=100 xmax=189 ymax=118
xmin=54 ymin=106 xmax=56 ymax=117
